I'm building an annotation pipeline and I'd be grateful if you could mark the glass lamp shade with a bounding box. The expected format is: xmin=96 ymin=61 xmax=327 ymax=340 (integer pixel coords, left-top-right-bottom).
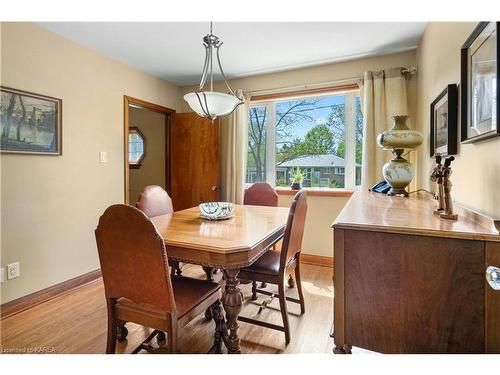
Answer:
xmin=183 ymin=91 xmax=241 ymax=120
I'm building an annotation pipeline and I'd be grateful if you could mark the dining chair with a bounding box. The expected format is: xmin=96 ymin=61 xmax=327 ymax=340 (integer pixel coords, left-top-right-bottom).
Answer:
xmin=244 ymin=182 xmax=279 ymax=207
xmin=136 ymin=185 xmax=182 ymax=276
xmin=243 ymin=182 xmax=294 ymax=294
xmin=238 ymin=190 xmax=307 ymax=345
xmin=95 ymin=204 xmax=223 ymax=354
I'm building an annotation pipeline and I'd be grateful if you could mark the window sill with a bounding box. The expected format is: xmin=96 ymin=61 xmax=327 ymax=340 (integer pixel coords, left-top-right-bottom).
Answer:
xmin=275 ymin=187 xmax=354 ymax=198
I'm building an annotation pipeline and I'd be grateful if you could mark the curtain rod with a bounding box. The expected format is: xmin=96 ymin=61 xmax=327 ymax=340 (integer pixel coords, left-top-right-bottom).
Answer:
xmin=248 ymin=66 xmax=417 ymax=96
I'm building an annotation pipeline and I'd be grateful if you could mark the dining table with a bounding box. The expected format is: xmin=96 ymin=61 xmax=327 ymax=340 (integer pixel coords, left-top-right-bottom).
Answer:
xmin=150 ymin=204 xmax=290 ymax=354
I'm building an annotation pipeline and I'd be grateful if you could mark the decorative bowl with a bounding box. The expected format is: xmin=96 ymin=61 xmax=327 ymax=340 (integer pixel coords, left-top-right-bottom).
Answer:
xmin=199 ymin=202 xmax=234 ymax=220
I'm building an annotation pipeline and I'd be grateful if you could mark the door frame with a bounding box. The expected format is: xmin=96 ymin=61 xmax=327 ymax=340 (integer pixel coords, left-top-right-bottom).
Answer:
xmin=123 ymin=95 xmax=175 ymax=204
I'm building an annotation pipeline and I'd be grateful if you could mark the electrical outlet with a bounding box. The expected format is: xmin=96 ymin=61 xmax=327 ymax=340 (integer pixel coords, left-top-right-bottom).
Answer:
xmin=0 ymin=267 xmax=5 ymax=283
xmin=7 ymin=262 xmax=20 ymax=280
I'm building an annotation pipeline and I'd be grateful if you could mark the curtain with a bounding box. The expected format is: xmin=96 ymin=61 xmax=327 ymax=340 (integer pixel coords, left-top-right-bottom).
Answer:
xmin=220 ymin=89 xmax=250 ymax=204
xmin=358 ymin=68 xmax=409 ymax=189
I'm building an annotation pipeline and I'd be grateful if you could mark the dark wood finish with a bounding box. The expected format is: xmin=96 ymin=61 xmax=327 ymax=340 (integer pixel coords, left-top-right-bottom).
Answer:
xmin=94 ymin=204 xmax=221 ymax=354
xmin=251 ymin=83 xmax=359 ymax=102
xmin=333 ymin=191 xmax=500 ymax=354
xmin=460 ymin=22 xmax=500 ymax=144
xmin=170 ymin=113 xmax=220 ymax=211
xmin=151 ymin=204 xmax=289 ymax=353
xmin=430 ymin=84 xmax=458 ymax=157
xmin=486 ymin=241 xmax=500 ymax=353
xmin=344 ymin=230 xmax=484 ymax=353
xmin=123 ymin=96 xmax=175 ymax=204
xmin=0 ymin=269 xmax=101 ymax=320
xmin=128 ymin=127 xmax=146 ymax=169
xmin=0 ymin=86 xmax=62 ymax=156
xmin=238 ymin=191 xmax=307 ymax=345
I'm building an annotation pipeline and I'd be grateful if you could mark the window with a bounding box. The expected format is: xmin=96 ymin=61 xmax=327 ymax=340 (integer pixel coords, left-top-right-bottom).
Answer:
xmin=246 ymin=88 xmax=364 ymax=189
xmin=129 ymin=127 xmax=145 ymax=169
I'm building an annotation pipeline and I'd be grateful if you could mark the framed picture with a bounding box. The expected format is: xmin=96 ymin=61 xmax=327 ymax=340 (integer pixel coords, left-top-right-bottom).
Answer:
xmin=430 ymin=84 xmax=458 ymax=157
xmin=461 ymin=22 xmax=500 ymax=143
xmin=0 ymin=86 xmax=62 ymax=155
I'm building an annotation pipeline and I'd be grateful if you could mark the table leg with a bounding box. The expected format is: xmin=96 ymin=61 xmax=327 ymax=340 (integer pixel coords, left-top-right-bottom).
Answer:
xmin=222 ymin=268 xmax=243 ymax=354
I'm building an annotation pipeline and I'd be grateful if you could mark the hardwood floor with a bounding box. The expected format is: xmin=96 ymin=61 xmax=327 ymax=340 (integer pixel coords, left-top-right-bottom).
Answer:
xmin=0 ymin=264 xmax=338 ymax=354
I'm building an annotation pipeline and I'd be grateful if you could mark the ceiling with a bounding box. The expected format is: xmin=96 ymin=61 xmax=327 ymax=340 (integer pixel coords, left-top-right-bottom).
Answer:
xmin=39 ymin=22 xmax=426 ymax=86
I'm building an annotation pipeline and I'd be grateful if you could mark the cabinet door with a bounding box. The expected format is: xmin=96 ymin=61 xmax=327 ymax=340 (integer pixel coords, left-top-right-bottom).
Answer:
xmin=170 ymin=113 xmax=220 ymax=211
xmin=486 ymin=242 xmax=500 ymax=353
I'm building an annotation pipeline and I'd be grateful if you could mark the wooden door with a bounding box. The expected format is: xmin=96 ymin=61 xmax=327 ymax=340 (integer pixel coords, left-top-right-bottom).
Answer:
xmin=170 ymin=113 xmax=220 ymax=211
xmin=486 ymin=242 xmax=500 ymax=353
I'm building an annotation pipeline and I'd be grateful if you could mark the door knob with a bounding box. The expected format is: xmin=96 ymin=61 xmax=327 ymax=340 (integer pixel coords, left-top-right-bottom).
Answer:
xmin=211 ymin=185 xmax=219 ymax=191
xmin=486 ymin=266 xmax=500 ymax=291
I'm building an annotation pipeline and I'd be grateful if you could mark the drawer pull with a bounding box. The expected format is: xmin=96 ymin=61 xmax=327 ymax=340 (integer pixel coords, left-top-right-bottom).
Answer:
xmin=486 ymin=266 xmax=500 ymax=291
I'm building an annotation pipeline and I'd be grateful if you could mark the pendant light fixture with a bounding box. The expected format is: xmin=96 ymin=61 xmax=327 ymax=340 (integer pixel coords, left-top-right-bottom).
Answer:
xmin=184 ymin=22 xmax=243 ymax=121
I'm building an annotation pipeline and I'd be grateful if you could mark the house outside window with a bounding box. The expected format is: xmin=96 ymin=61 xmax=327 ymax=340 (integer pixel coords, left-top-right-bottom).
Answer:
xmin=246 ymin=87 xmax=363 ymax=189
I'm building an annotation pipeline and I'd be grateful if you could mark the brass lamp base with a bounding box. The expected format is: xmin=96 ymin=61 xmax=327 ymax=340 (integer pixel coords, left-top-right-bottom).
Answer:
xmin=387 ymin=187 xmax=409 ymax=197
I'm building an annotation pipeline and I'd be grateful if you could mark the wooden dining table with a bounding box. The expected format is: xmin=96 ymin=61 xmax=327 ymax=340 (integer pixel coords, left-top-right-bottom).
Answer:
xmin=150 ymin=204 xmax=290 ymax=354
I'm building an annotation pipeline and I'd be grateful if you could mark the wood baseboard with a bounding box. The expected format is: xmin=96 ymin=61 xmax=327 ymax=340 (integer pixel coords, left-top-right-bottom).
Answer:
xmin=300 ymin=254 xmax=334 ymax=268
xmin=1 ymin=269 xmax=101 ymax=320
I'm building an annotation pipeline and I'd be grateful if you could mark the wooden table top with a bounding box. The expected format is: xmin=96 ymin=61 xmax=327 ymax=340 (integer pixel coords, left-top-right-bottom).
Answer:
xmin=151 ymin=204 xmax=290 ymax=254
xmin=332 ymin=190 xmax=500 ymax=242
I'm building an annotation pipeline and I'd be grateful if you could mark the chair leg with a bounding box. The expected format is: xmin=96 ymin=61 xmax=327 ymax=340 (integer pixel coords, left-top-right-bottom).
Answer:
xmin=278 ymin=279 xmax=291 ymax=345
xmin=295 ymin=265 xmax=305 ymax=314
xmin=167 ymin=325 xmax=178 ymax=354
xmin=251 ymin=281 xmax=258 ymax=301
xmin=106 ymin=300 xmax=117 ymax=354
xmin=288 ymin=275 xmax=296 ymax=288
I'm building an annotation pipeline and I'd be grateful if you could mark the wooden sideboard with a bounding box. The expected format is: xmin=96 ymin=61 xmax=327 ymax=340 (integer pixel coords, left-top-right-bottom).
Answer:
xmin=332 ymin=190 xmax=500 ymax=354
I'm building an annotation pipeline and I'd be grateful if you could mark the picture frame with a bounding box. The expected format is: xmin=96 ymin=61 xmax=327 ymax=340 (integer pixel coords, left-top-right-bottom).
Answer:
xmin=0 ymin=86 xmax=62 ymax=155
xmin=460 ymin=22 xmax=500 ymax=144
xmin=430 ymin=84 xmax=458 ymax=157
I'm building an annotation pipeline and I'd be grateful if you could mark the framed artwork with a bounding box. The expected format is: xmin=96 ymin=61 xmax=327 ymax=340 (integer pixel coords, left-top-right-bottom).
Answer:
xmin=430 ymin=84 xmax=458 ymax=157
xmin=461 ymin=22 xmax=500 ymax=143
xmin=0 ymin=86 xmax=62 ymax=155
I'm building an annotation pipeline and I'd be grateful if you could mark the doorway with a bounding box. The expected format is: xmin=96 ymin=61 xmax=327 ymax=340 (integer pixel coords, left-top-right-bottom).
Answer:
xmin=123 ymin=96 xmax=175 ymax=204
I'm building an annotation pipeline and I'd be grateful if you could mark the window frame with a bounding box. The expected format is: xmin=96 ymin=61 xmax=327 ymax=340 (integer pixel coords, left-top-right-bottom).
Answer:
xmin=248 ymin=86 xmax=362 ymax=190
xmin=128 ymin=126 xmax=146 ymax=169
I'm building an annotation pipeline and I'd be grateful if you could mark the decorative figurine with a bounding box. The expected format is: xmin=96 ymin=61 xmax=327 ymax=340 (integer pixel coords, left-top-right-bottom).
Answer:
xmin=430 ymin=155 xmax=445 ymax=214
xmin=430 ymin=155 xmax=458 ymax=220
xmin=439 ymin=156 xmax=458 ymax=220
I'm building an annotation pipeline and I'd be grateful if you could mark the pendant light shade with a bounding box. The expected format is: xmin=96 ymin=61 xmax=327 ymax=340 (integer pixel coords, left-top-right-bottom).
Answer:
xmin=184 ymin=22 xmax=242 ymax=121
xmin=183 ymin=91 xmax=241 ymax=119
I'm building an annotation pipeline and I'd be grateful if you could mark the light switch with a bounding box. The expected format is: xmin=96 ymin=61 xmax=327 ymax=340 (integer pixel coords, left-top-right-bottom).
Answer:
xmin=99 ymin=151 xmax=108 ymax=163
xmin=0 ymin=267 xmax=5 ymax=283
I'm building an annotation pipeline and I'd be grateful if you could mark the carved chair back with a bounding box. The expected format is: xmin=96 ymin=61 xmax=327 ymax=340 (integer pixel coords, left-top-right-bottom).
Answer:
xmin=136 ymin=185 xmax=174 ymax=218
xmin=244 ymin=182 xmax=278 ymax=207
xmin=280 ymin=190 xmax=308 ymax=270
xmin=95 ymin=204 xmax=175 ymax=312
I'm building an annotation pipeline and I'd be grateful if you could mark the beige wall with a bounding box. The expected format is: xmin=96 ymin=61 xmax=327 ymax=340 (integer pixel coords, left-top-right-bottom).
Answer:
xmin=0 ymin=22 xmax=181 ymax=304
xmin=181 ymin=50 xmax=418 ymax=257
xmin=416 ymin=23 xmax=500 ymax=218
xmin=128 ymin=107 xmax=166 ymax=203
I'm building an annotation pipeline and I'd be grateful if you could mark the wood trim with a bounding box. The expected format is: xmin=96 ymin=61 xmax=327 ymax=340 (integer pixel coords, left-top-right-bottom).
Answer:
xmin=276 ymin=187 xmax=354 ymax=198
xmin=124 ymin=96 xmax=175 ymax=204
xmin=251 ymin=83 xmax=359 ymax=102
xmin=300 ymin=254 xmax=333 ymax=268
xmin=0 ymin=269 xmax=102 ymax=320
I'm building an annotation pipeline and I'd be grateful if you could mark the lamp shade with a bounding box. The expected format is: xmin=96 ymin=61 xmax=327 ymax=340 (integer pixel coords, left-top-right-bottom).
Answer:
xmin=184 ymin=91 xmax=241 ymax=120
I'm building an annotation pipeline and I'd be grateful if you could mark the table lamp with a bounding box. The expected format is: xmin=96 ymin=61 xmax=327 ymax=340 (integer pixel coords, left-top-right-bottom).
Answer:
xmin=377 ymin=115 xmax=423 ymax=196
